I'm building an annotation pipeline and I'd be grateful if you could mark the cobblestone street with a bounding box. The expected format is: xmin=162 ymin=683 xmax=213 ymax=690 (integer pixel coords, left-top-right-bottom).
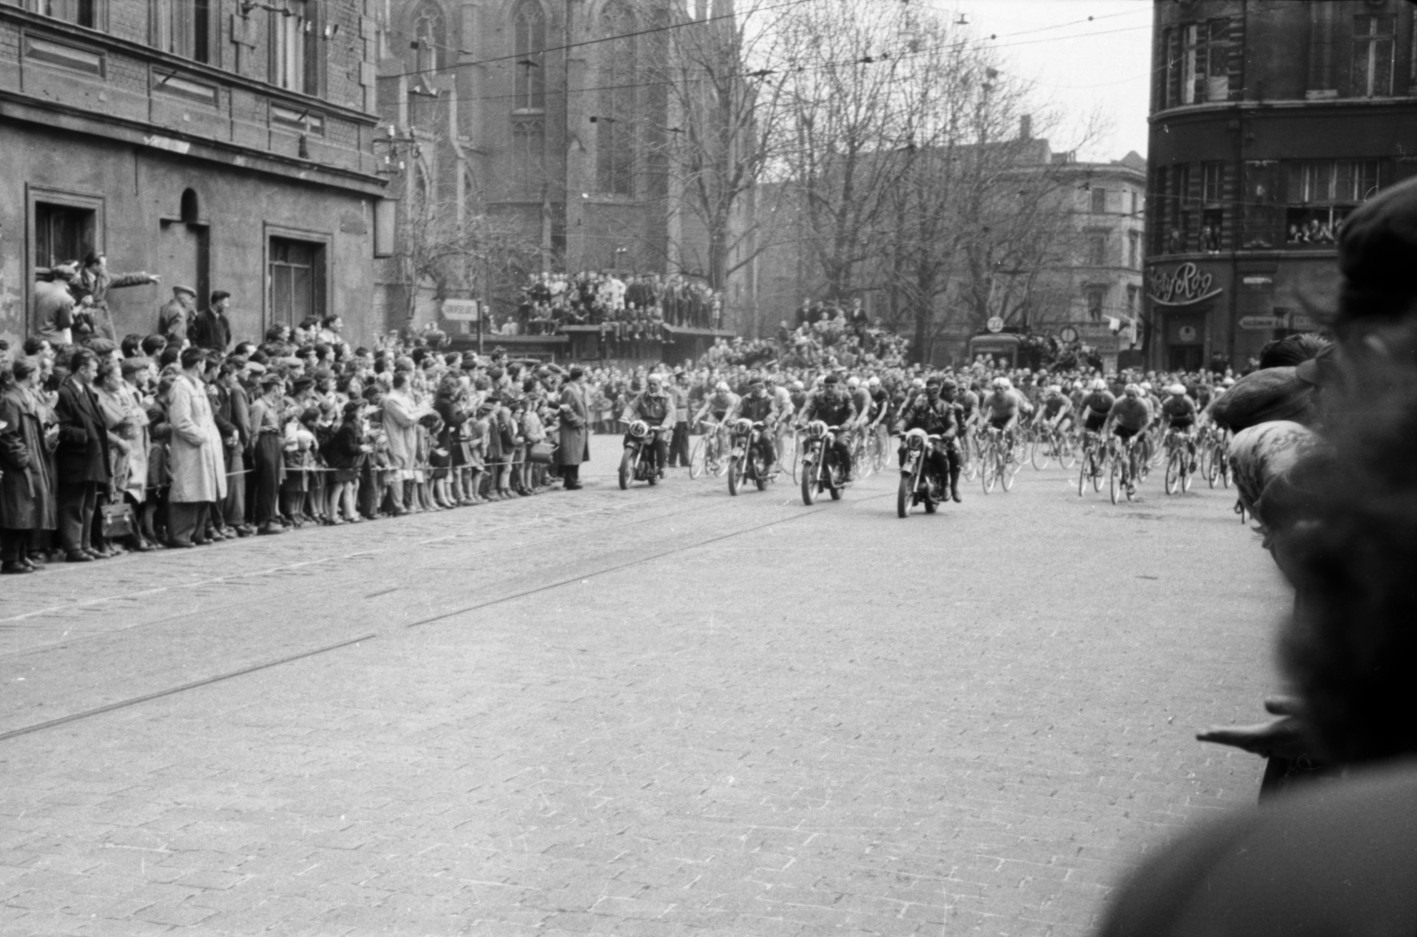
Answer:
xmin=0 ymin=438 xmax=1291 ymax=936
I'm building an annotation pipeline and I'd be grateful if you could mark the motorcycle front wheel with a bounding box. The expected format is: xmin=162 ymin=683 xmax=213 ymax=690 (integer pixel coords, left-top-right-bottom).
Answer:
xmin=618 ymin=450 xmax=633 ymax=490
xmin=828 ymin=460 xmax=843 ymax=500
xmin=752 ymin=454 xmax=768 ymax=491
xmin=897 ymin=473 xmax=912 ymax=518
xmin=800 ymin=460 xmax=816 ymax=505
xmin=728 ymin=455 xmax=742 ymax=496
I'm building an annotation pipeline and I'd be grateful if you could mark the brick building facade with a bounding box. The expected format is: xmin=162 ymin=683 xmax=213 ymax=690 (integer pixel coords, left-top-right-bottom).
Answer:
xmin=0 ymin=0 xmax=387 ymax=347
xmin=1145 ymin=0 xmax=1417 ymax=371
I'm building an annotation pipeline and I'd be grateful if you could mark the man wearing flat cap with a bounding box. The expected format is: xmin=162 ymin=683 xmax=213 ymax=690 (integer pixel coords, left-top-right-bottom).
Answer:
xmin=158 ymin=285 xmax=197 ymax=347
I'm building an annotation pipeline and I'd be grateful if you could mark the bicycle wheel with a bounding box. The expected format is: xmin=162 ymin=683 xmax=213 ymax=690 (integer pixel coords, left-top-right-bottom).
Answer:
xmin=1181 ymin=451 xmax=1193 ymax=492
xmin=981 ymin=443 xmax=998 ymax=494
xmin=688 ymin=436 xmax=706 ymax=479
xmin=1001 ymin=450 xmax=1016 ymax=491
xmin=788 ymin=432 xmax=800 ymax=482
xmin=710 ymin=436 xmax=729 ymax=477
xmin=1165 ymin=449 xmax=1181 ymax=494
xmin=1109 ymin=449 xmax=1121 ymax=504
xmin=1219 ymin=445 xmax=1232 ymax=488
xmin=1030 ymin=431 xmax=1050 ymax=470
xmin=1077 ymin=451 xmax=1089 ymax=496
xmin=1058 ymin=433 xmax=1077 ymax=469
xmin=1093 ymin=448 xmax=1105 ymax=492
xmin=961 ymin=434 xmax=979 ymax=481
xmin=1126 ymin=453 xmax=1140 ymax=501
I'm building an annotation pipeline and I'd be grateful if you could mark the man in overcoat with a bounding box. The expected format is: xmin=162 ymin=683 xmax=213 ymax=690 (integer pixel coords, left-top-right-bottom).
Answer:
xmin=53 ymin=347 xmax=111 ymax=561
xmin=0 ymin=357 xmax=58 ymax=572
xmin=165 ymin=347 xmax=227 ymax=546
xmin=558 ymin=366 xmax=591 ymax=490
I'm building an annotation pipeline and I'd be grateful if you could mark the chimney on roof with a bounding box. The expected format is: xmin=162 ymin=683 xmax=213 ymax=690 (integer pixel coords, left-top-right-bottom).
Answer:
xmin=1019 ymin=114 xmax=1032 ymax=141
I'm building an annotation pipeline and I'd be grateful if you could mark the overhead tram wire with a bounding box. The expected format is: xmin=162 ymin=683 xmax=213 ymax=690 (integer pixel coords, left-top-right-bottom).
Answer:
xmin=374 ymin=1 xmax=1155 ymax=103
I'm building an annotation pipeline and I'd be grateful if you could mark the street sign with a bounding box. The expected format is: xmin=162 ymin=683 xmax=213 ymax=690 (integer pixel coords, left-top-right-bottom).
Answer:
xmin=441 ymin=299 xmax=480 ymax=321
xmin=986 ymin=316 xmax=1004 ymax=333
xmin=1059 ymin=326 xmax=1079 ymax=343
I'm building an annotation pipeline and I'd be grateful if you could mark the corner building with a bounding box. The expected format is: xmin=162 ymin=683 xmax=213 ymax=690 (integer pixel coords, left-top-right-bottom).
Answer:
xmin=0 ymin=0 xmax=386 ymax=346
xmin=1146 ymin=0 xmax=1417 ymax=370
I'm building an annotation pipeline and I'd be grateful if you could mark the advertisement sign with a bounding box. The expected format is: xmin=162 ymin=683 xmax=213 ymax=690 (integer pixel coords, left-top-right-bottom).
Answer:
xmin=1148 ymin=262 xmax=1223 ymax=306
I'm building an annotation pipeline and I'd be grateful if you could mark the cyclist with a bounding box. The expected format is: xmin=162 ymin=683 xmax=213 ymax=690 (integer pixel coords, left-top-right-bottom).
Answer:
xmin=796 ymin=373 xmax=859 ymax=482
xmin=897 ymin=375 xmax=964 ymax=502
xmin=1103 ymin=383 xmax=1154 ymax=497
xmin=692 ymin=380 xmax=740 ymax=430
xmin=788 ymin=379 xmax=808 ymax=415
xmin=1160 ymin=382 xmax=1200 ymax=470
xmin=846 ymin=375 xmax=873 ymax=457
xmin=981 ymin=376 xmax=1030 ymax=457
xmin=1080 ymin=378 xmax=1115 ymax=436
xmin=727 ymin=378 xmax=785 ymax=475
xmin=765 ymin=374 xmax=796 ymax=463
xmin=862 ymin=375 xmax=892 ymax=460
xmin=1033 ymin=384 xmax=1075 ymax=441
xmin=622 ymin=372 xmax=674 ymax=478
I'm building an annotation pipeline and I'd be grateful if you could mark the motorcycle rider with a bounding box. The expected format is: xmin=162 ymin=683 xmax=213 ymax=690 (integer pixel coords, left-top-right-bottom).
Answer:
xmin=897 ymin=375 xmax=964 ymax=503
xmin=623 ymin=372 xmax=674 ymax=478
xmin=797 ymin=373 xmax=859 ymax=482
xmin=727 ymin=378 xmax=784 ymax=475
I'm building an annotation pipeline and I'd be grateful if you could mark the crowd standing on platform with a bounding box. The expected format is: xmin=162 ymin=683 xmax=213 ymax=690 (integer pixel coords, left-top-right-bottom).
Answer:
xmin=505 ymin=271 xmax=723 ymax=340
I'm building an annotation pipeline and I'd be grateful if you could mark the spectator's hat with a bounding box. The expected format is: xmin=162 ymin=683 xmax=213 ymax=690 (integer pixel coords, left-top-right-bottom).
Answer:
xmin=173 ymin=284 xmax=196 ymax=296
xmin=259 ymin=372 xmax=283 ymax=388
xmin=342 ymin=400 xmax=363 ymax=417
xmin=1295 ymin=344 xmax=1341 ymax=387
xmin=291 ymin=375 xmax=314 ymax=392
xmin=120 ymin=356 xmax=152 ymax=376
xmin=312 ymin=367 xmax=334 ymax=383
xmin=1335 ymin=175 xmax=1417 ymax=327
xmin=823 ymin=374 xmax=840 ymax=384
xmin=51 ymin=262 xmax=79 ymax=280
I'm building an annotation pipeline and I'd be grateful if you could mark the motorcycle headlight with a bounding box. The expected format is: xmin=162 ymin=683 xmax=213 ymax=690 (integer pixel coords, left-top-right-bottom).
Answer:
xmin=806 ymin=420 xmax=828 ymax=439
xmin=629 ymin=419 xmax=650 ymax=439
xmin=906 ymin=431 xmax=925 ymax=450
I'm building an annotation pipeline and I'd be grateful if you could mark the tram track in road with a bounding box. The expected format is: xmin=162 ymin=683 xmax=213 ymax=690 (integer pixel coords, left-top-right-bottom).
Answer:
xmin=0 ymin=489 xmax=737 ymax=653
xmin=0 ymin=495 xmax=839 ymax=743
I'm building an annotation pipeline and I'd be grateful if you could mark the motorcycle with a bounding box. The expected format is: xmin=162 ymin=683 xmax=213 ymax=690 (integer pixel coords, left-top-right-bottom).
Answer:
xmin=618 ymin=419 xmax=671 ymax=489
xmin=798 ymin=420 xmax=848 ymax=505
xmin=726 ymin=419 xmax=775 ymax=496
xmin=897 ymin=428 xmax=945 ymax=518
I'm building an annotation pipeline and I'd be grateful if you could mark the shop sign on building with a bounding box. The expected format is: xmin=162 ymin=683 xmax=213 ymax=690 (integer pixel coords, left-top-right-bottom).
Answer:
xmin=1148 ymin=262 xmax=1223 ymax=306
xmin=441 ymin=299 xmax=482 ymax=321
xmin=1239 ymin=315 xmax=1285 ymax=330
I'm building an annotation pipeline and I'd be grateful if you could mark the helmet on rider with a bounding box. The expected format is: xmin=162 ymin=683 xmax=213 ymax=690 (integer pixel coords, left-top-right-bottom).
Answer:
xmin=867 ymin=376 xmax=881 ymax=388
xmin=1090 ymin=378 xmax=1107 ymax=391
xmin=647 ymin=373 xmax=664 ymax=387
xmin=1140 ymin=381 xmax=1152 ymax=392
xmin=1047 ymin=385 xmax=1062 ymax=395
xmin=1167 ymin=383 xmax=1187 ymax=396
xmin=790 ymin=380 xmax=804 ymax=391
xmin=847 ymin=376 xmax=860 ymax=389
xmin=1123 ymin=383 xmax=1142 ymax=397
xmin=993 ymin=377 xmax=1012 ymax=391
xmin=925 ymin=375 xmax=942 ymax=388
xmin=715 ymin=381 xmax=729 ymax=392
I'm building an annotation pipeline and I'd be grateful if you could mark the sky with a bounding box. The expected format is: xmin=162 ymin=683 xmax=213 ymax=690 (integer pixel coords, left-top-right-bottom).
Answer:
xmin=936 ymin=0 xmax=1155 ymax=162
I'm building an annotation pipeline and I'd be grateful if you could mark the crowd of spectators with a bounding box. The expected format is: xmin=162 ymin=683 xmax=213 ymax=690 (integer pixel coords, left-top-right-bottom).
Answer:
xmin=507 ymin=271 xmax=723 ymax=340
xmin=0 ymin=286 xmax=573 ymax=572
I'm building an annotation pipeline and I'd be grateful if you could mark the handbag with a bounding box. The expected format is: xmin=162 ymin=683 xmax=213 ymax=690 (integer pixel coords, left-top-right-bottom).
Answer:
xmin=527 ymin=441 xmax=555 ymax=464
xmin=99 ymin=501 xmax=136 ymax=540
